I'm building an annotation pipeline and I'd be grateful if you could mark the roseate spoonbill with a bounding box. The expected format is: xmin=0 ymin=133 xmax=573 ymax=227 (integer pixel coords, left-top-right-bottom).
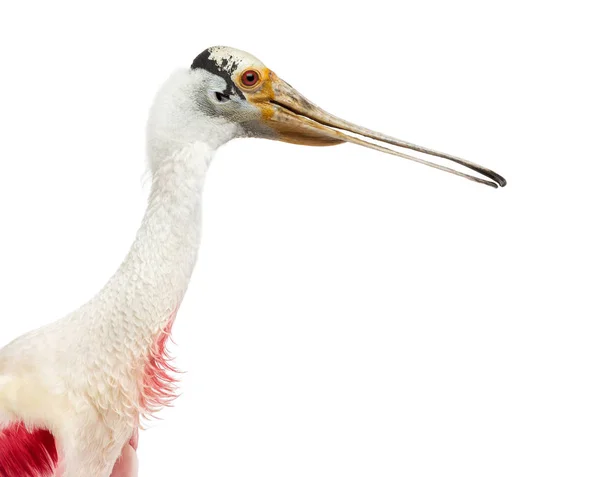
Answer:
xmin=0 ymin=46 xmax=506 ymax=477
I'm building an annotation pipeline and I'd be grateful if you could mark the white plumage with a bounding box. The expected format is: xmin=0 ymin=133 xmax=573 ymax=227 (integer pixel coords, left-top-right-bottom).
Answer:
xmin=0 ymin=46 xmax=505 ymax=477
xmin=0 ymin=68 xmax=228 ymax=475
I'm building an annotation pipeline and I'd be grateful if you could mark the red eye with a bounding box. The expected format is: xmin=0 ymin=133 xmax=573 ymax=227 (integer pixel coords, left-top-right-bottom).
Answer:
xmin=241 ymin=69 xmax=260 ymax=87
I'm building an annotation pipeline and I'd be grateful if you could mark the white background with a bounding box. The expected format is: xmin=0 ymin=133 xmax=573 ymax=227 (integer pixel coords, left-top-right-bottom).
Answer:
xmin=0 ymin=1 xmax=598 ymax=476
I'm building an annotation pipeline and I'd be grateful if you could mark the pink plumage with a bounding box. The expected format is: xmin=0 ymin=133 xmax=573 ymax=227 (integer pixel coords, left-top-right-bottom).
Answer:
xmin=139 ymin=311 xmax=180 ymax=419
xmin=0 ymin=424 xmax=58 ymax=477
xmin=0 ymin=313 xmax=178 ymax=476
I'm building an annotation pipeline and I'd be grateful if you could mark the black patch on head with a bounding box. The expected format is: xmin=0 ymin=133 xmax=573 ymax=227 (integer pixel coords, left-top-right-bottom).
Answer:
xmin=191 ymin=49 xmax=246 ymax=100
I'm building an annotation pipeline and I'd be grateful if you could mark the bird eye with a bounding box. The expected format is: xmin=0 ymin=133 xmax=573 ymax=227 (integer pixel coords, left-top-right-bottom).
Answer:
xmin=241 ymin=69 xmax=260 ymax=88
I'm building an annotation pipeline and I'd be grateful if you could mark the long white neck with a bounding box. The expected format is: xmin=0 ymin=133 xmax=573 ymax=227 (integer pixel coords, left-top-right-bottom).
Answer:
xmin=48 ymin=139 xmax=216 ymax=420
xmin=83 ymin=68 xmax=240 ymax=339
xmin=101 ymin=142 xmax=212 ymax=335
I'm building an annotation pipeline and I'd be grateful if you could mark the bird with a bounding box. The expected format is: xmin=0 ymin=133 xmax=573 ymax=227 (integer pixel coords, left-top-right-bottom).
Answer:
xmin=0 ymin=46 xmax=506 ymax=477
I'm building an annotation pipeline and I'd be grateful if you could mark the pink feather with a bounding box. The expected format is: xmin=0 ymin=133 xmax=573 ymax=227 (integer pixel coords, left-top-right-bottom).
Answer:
xmin=139 ymin=310 xmax=180 ymax=419
xmin=0 ymin=423 xmax=57 ymax=477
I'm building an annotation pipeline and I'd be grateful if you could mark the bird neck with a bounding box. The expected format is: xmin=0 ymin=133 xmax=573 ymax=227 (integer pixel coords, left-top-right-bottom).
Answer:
xmin=105 ymin=141 xmax=213 ymax=333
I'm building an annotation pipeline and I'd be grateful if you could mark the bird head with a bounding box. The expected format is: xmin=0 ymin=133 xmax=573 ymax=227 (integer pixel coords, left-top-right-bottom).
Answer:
xmin=147 ymin=46 xmax=506 ymax=188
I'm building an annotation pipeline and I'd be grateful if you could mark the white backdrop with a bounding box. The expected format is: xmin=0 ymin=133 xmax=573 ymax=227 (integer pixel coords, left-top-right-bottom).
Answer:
xmin=0 ymin=1 xmax=598 ymax=476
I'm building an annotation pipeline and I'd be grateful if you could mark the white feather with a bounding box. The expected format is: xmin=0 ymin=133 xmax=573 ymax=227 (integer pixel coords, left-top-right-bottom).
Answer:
xmin=0 ymin=63 xmax=245 ymax=476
